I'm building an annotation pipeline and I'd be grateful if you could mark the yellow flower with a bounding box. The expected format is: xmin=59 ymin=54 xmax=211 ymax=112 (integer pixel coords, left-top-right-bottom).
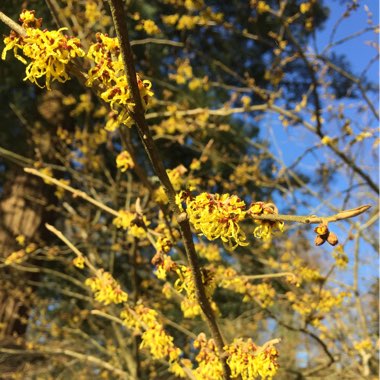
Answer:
xmin=286 ymin=287 xmax=348 ymax=322
xmin=113 ymin=210 xmax=135 ymax=229
xmin=16 ymin=235 xmax=26 ymax=246
xmin=113 ymin=210 xmax=150 ymax=238
xmin=193 ymin=333 xmax=224 ymax=379
xmin=154 ymin=165 xmax=188 ymax=204
xmin=353 ymin=338 xmax=373 ymax=353
xmin=156 ymin=236 xmax=172 ymax=253
xmin=174 ymin=265 xmax=217 ymax=318
xmin=162 ymin=14 xmax=180 ymax=26
xmin=152 ymin=251 xmax=177 ymax=280
xmin=116 ymin=150 xmax=135 ymax=172
xmin=215 ymin=266 xmax=275 ymax=308
xmin=120 ymin=303 xmax=182 ymax=365
xmin=195 ymin=242 xmax=221 ymax=261
xmin=257 ymin=1 xmax=271 ymax=14
xmin=85 ymin=269 xmax=128 ymax=305
xmin=241 ymin=95 xmax=251 ymax=109
xmin=188 ymin=77 xmax=203 ymax=91
xmin=300 ymin=2 xmax=312 ymax=14
xmin=136 ymin=19 xmax=161 ymax=35
xmin=225 ymin=339 xmax=279 ymax=380
xmin=70 ymin=93 xmax=93 ymax=116
xmin=86 ymin=33 xmax=153 ymax=129
xmin=183 ymin=192 xmax=248 ymax=250
xmin=2 ymin=11 xmax=85 ymax=90
xmin=177 ymin=15 xmax=200 ymax=30
xmin=73 ymin=256 xmax=85 ymax=269
xmin=4 ymin=249 xmax=26 ymax=265
xmin=332 ymin=245 xmax=348 ymax=269
xmin=190 ymin=158 xmax=201 ymax=171
xmin=249 ymin=202 xmax=284 ymax=240
xmin=85 ymin=1 xmax=102 ymax=24
xmin=170 ymin=59 xmax=193 ymax=84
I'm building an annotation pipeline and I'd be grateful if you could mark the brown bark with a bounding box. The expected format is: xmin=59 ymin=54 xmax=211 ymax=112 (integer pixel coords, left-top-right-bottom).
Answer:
xmin=0 ymin=171 xmax=52 ymax=344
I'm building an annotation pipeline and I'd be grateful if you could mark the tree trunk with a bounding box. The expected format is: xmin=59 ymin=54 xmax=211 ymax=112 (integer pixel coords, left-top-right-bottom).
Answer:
xmin=0 ymin=170 xmax=53 ymax=374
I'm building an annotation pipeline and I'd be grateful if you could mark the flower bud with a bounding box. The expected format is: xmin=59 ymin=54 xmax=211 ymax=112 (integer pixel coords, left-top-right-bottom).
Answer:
xmin=314 ymin=223 xmax=329 ymax=236
xmin=327 ymin=232 xmax=339 ymax=246
xmin=315 ymin=235 xmax=326 ymax=246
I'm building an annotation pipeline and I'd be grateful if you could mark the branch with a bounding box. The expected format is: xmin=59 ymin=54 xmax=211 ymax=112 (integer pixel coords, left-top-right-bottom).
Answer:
xmin=130 ymin=38 xmax=184 ymax=47
xmin=267 ymin=103 xmax=380 ymax=195
xmin=44 ymin=223 xmax=98 ymax=275
xmin=0 ymin=11 xmax=26 ymax=36
xmin=108 ymin=1 xmax=230 ymax=378
xmin=0 ymin=347 xmax=130 ymax=379
xmin=249 ymin=204 xmax=371 ymax=224
xmin=24 ymin=167 xmax=119 ymax=217
xmin=242 ymin=272 xmax=297 ymax=281
xmin=316 ymin=54 xmax=379 ymax=120
xmin=281 ymin=20 xmax=380 ymax=195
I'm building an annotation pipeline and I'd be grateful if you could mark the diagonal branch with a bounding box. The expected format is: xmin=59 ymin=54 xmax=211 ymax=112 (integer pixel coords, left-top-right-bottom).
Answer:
xmin=107 ymin=1 xmax=231 ymax=379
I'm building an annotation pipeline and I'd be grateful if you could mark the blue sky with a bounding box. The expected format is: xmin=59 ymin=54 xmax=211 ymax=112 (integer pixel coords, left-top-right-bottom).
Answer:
xmin=257 ymin=1 xmax=379 ymax=290
xmin=317 ymin=0 xmax=379 ymax=82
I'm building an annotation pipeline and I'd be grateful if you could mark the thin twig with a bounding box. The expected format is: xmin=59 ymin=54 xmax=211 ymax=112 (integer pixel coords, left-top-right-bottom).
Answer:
xmin=45 ymin=223 xmax=98 ymax=274
xmin=248 ymin=204 xmax=371 ymax=224
xmin=0 ymin=11 xmax=26 ymax=36
xmin=24 ymin=167 xmax=119 ymax=217
xmin=130 ymin=38 xmax=184 ymax=47
xmin=242 ymin=272 xmax=297 ymax=281
xmin=0 ymin=347 xmax=130 ymax=379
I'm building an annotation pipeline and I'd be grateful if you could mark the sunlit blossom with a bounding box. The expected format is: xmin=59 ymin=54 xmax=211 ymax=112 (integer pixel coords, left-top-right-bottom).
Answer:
xmin=248 ymin=202 xmax=284 ymax=240
xmin=180 ymin=192 xmax=248 ymax=250
xmin=85 ymin=33 xmax=153 ymax=128
xmin=116 ymin=150 xmax=135 ymax=172
xmin=225 ymin=338 xmax=279 ymax=380
xmin=2 ymin=10 xmax=85 ymax=90
xmin=85 ymin=269 xmax=128 ymax=305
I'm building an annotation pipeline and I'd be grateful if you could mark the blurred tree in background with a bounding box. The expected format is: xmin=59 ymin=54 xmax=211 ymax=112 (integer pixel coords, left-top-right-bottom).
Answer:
xmin=0 ymin=0 xmax=378 ymax=379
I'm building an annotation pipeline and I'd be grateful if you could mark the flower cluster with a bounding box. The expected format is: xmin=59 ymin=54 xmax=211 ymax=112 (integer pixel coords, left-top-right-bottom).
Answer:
xmin=156 ymin=236 xmax=173 ymax=254
xmin=4 ymin=249 xmax=26 ymax=265
xmin=120 ymin=303 xmax=188 ymax=377
xmin=113 ymin=210 xmax=149 ymax=239
xmin=151 ymin=249 xmax=177 ymax=281
xmin=84 ymin=0 xmax=111 ymax=27
xmin=136 ymin=19 xmax=161 ymax=35
xmin=225 ymin=339 xmax=279 ymax=380
xmin=154 ymin=165 xmax=200 ymax=204
xmin=248 ymin=202 xmax=284 ymax=240
xmin=215 ymin=267 xmax=275 ymax=308
xmin=193 ymin=333 xmax=224 ymax=380
xmin=85 ymin=269 xmax=128 ymax=305
xmin=286 ymin=286 xmax=348 ymax=326
xmin=179 ymin=192 xmax=248 ymax=250
xmin=175 ymin=265 xmax=217 ymax=318
xmin=86 ymin=32 xmax=153 ymax=130
xmin=267 ymin=244 xmax=323 ymax=286
xmin=162 ymin=5 xmax=223 ymax=31
xmin=353 ymin=338 xmax=373 ymax=354
xmin=332 ymin=245 xmax=348 ymax=268
xmin=116 ymin=150 xmax=135 ymax=172
xmin=4 ymin=241 xmax=37 ymax=265
xmin=169 ymin=58 xmax=208 ymax=91
xmin=195 ymin=242 xmax=221 ymax=262
xmin=2 ymin=10 xmax=85 ymax=89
